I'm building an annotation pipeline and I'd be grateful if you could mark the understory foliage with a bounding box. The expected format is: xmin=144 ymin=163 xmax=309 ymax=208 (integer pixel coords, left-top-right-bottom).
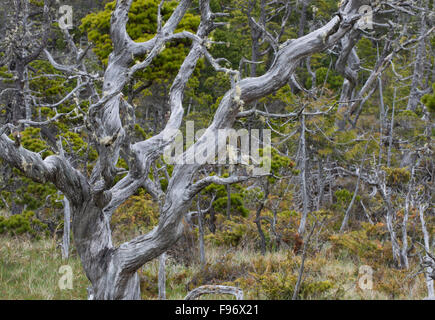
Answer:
xmin=0 ymin=232 xmax=430 ymax=300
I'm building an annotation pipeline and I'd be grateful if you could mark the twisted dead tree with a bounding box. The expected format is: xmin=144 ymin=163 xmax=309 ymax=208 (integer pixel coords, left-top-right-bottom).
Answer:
xmin=0 ymin=0 xmax=373 ymax=299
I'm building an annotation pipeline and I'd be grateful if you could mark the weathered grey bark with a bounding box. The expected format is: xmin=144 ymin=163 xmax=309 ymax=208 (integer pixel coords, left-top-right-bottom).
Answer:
xmin=158 ymin=252 xmax=167 ymax=300
xmin=197 ymin=199 xmax=206 ymax=269
xmin=292 ymin=220 xmax=317 ymax=300
xmin=407 ymin=2 xmax=428 ymax=112
xmin=247 ymin=0 xmax=266 ymax=77
xmin=387 ymin=96 xmax=395 ymax=167
xmin=0 ymin=0 xmax=368 ymax=299
xmin=360 ymin=199 xmax=374 ymax=225
xmin=335 ymin=30 xmax=361 ymax=130
xmin=398 ymin=161 xmax=418 ymax=270
xmin=306 ymin=57 xmax=317 ymax=93
xmin=316 ymin=159 xmax=324 ymax=211
xmin=298 ymin=114 xmax=309 ymax=235
xmin=380 ymin=183 xmax=401 ymax=267
xmin=378 ymin=65 xmax=385 ymax=166
xmin=400 ymin=187 xmax=410 ymax=270
xmin=376 ymin=44 xmax=386 ymax=116
xmin=297 ymin=0 xmax=312 ymax=38
xmin=419 ymin=204 xmax=434 ymax=298
xmin=61 ymin=196 xmax=71 ymax=260
xmin=23 ymin=67 xmax=31 ymax=123
xmin=185 ymin=285 xmax=244 ymax=300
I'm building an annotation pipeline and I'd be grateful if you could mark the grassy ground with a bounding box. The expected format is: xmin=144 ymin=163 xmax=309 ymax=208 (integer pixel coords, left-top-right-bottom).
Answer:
xmin=0 ymin=236 xmax=88 ymax=299
xmin=0 ymin=234 xmax=429 ymax=300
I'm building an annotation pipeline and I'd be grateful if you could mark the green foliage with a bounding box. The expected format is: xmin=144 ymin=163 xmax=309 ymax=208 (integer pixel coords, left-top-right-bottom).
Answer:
xmin=203 ymin=182 xmax=249 ymax=218
xmin=334 ymin=189 xmax=354 ymax=209
xmin=17 ymin=127 xmax=53 ymax=159
xmin=14 ymin=177 xmax=59 ymax=211
xmin=252 ymin=271 xmax=333 ymax=299
xmin=382 ymin=166 xmax=411 ymax=186
xmin=0 ymin=66 xmax=13 ymax=81
xmin=333 ymin=189 xmax=350 ymax=213
xmin=421 ymin=83 xmax=435 ymax=113
xmin=80 ymin=0 xmax=200 ymax=84
xmin=329 ymin=223 xmax=388 ymax=263
xmin=0 ymin=237 xmax=89 ymax=299
xmin=29 ymin=0 xmax=44 ymax=6
xmin=60 ymin=131 xmax=96 ymax=160
xmin=235 ymin=252 xmax=334 ymax=299
xmin=213 ymin=194 xmax=249 ymax=217
xmin=205 ymin=215 xmax=258 ymax=247
xmin=111 ymin=192 xmax=159 ymax=244
xmin=307 ymin=66 xmax=344 ymax=91
xmin=267 ymin=147 xmax=296 ymax=183
xmin=28 ymin=60 xmax=75 ymax=104
xmin=0 ymin=211 xmax=48 ymax=239
xmin=356 ymin=38 xmax=377 ymax=70
xmin=397 ymin=110 xmax=419 ymax=118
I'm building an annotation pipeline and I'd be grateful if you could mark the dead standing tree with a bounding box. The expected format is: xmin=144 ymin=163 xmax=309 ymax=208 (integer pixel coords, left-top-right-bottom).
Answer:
xmin=0 ymin=0 xmax=371 ymax=299
xmin=0 ymin=0 xmax=53 ymax=125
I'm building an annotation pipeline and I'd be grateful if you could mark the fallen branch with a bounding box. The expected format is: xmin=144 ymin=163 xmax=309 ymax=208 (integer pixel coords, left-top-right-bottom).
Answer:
xmin=184 ymin=285 xmax=244 ymax=300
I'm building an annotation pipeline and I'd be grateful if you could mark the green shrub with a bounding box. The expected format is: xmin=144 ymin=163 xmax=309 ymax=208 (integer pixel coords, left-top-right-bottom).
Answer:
xmin=205 ymin=215 xmax=259 ymax=247
xmin=0 ymin=211 xmax=49 ymax=239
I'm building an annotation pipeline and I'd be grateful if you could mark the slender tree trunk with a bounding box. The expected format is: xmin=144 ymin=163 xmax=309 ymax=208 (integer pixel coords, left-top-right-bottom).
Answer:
xmin=380 ymin=187 xmax=401 ymax=267
xmin=306 ymin=57 xmax=316 ymax=92
xmin=298 ymin=114 xmax=309 ymax=235
xmin=293 ymin=220 xmax=316 ymax=300
xmin=158 ymin=252 xmax=167 ymax=300
xmin=336 ymin=32 xmax=361 ymax=130
xmin=340 ymin=142 xmax=368 ymax=232
xmin=197 ymin=201 xmax=206 ymax=269
xmin=250 ymin=32 xmax=260 ymax=77
xmin=226 ymin=184 xmax=231 ymax=220
xmin=255 ymin=182 xmax=269 ymax=255
xmin=208 ymin=206 xmax=216 ymax=233
xmin=255 ymin=208 xmax=267 ymax=255
xmin=419 ymin=204 xmax=434 ymax=298
xmin=378 ymin=92 xmax=385 ymax=166
xmin=387 ymin=93 xmax=395 ymax=167
xmin=61 ymin=196 xmax=71 ymax=260
xmin=12 ymin=62 xmax=25 ymax=125
xmin=339 ymin=173 xmax=361 ymax=233
xmin=23 ymin=67 xmax=31 ymax=123
xmin=399 ymin=190 xmax=410 ymax=269
xmin=407 ymin=4 xmax=427 ymax=111
xmin=297 ymin=1 xmax=311 ymax=38
xmin=248 ymin=0 xmax=265 ymax=77
xmin=316 ymin=159 xmax=324 ymax=211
